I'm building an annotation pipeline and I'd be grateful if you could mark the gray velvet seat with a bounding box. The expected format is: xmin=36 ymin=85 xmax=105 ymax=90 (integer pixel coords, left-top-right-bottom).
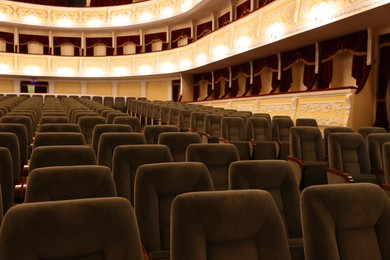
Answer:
xmin=358 ymin=126 xmax=387 ymax=141
xmin=186 ymin=143 xmax=239 ymax=190
xmin=0 ymin=133 xmax=20 ymax=186
xmin=29 ymin=145 xmax=97 ymax=173
xmin=91 ymin=124 xmax=132 ymax=154
xmin=39 ymin=116 xmax=69 ymax=124
xmin=229 ymin=160 xmax=303 ymax=260
xmin=112 ymin=144 xmax=173 ymax=206
xmin=301 ymin=183 xmax=390 ymax=260
xmin=135 ymin=162 xmax=214 ymax=260
xmin=221 ymin=116 xmax=252 ymax=160
xmin=204 ymin=113 xmax=223 ymax=143
xmin=0 ymin=197 xmax=143 ymax=260
xmin=33 ymin=132 xmax=86 ymax=148
xmin=327 ymin=133 xmax=380 ymax=184
xmin=25 ymin=165 xmax=117 ymax=202
xmin=72 ymin=111 xmax=99 ymax=124
xmin=114 ymin=97 xmax=127 ymax=112
xmin=246 ymin=117 xmax=278 ymax=160
xmin=104 ymin=96 xmax=115 ymax=108
xmin=288 ymin=126 xmax=328 ymax=189
xmin=38 ymin=123 xmax=82 ymax=133
xmin=295 ymin=118 xmax=318 ymax=127
xmin=367 ymin=133 xmax=390 ymax=184
xmin=178 ymin=109 xmax=193 ymax=132
xmin=0 ymin=147 xmax=14 ymax=214
xmin=171 ymin=190 xmax=291 ymax=260
xmin=97 ymin=132 xmax=146 ymax=170
xmin=143 ymin=125 xmax=179 ymax=144
xmin=381 ymin=142 xmax=390 ymax=196
xmin=0 ymin=115 xmax=34 ymax=146
xmin=158 ymin=132 xmax=202 ymax=162
xmin=113 ymin=116 xmax=142 ymax=132
xmin=77 ymin=116 xmax=106 ymax=145
xmin=271 ymin=116 xmax=294 ymax=160
xmin=106 ymin=112 xmax=127 ymax=124
xmin=323 ymin=126 xmax=354 ymax=159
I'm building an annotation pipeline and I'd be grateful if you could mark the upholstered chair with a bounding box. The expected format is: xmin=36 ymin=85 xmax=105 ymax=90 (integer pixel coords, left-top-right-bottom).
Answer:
xmin=367 ymin=133 xmax=390 ymax=184
xmin=97 ymin=132 xmax=146 ymax=170
xmin=186 ymin=143 xmax=239 ymax=190
xmin=178 ymin=109 xmax=193 ymax=131
xmin=0 ymin=133 xmax=20 ymax=185
xmin=301 ymin=183 xmax=390 ymax=260
xmin=113 ymin=116 xmax=142 ymax=132
xmin=229 ymin=160 xmax=303 ymax=260
xmin=103 ymin=96 xmax=115 ymax=108
xmin=112 ymin=144 xmax=173 ymax=206
xmin=271 ymin=116 xmax=294 ymax=159
xmin=0 ymin=197 xmax=143 ymax=260
xmin=0 ymin=147 xmax=13 ymax=214
xmin=25 ymin=165 xmax=116 ymax=202
xmin=171 ymin=190 xmax=291 ymax=260
xmin=106 ymin=112 xmax=127 ymax=124
xmin=39 ymin=116 xmax=69 ymax=124
xmin=0 ymin=115 xmax=34 ymax=146
xmin=381 ymin=142 xmax=390 ymax=196
xmin=221 ymin=117 xmax=252 ymax=160
xmin=295 ymin=118 xmax=318 ymax=127
xmin=77 ymin=116 xmax=106 ymax=144
xmin=114 ymin=97 xmax=127 ymax=112
xmin=91 ymin=124 xmax=132 ymax=154
xmin=246 ymin=117 xmax=278 ymax=160
xmin=327 ymin=133 xmax=380 ymax=184
xmin=33 ymin=132 xmax=86 ymax=148
xmin=143 ymin=125 xmax=179 ymax=144
xmin=358 ymin=126 xmax=387 ymax=141
xmin=288 ymin=126 xmax=328 ymax=189
xmin=323 ymin=126 xmax=354 ymax=159
xmin=135 ymin=162 xmax=214 ymax=260
xmin=204 ymin=113 xmax=224 ymax=143
xmin=38 ymin=123 xmax=82 ymax=133
xmin=158 ymin=132 xmax=202 ymax=162
xmin=72 ymin=111 xmax=99 ymax=124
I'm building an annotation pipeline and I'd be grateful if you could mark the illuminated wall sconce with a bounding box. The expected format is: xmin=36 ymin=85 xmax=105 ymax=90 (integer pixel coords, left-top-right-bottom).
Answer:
xmin=0 ymin=11 xmax=9 ymax=21
xmin=58 ymin=17 xmax=73 ymax=27
xmin=309 ymin=3 xmax=334 ymax=24
xmin=24 ymin=13 xmax=40 ymax=25
xmin=196 ymin=53 xmax=208 ymax=65
xmin=139 ymin=64 xmax=153 ymax=74
xmin=213 ymin=45 xmax=228 ymax=59
xmin=86 ymin=66 xmax=104 ymax=76
xmin=160 ymin=61 xmax=175 ymax=73
xmin=180 ymin=59 xmax=192 ymax=69
xmin=0 ymin=63 xmax=10 ymax=73
xmin=24 ymin=65 xmax=41 ymax=75
xmin=111 ymin=14 xmax=130 ymax=26
xmin=181 ymin=0 xmax=193 ymax=11
xmin=161 ymin=7 xmax=174 ymax=18
xmin=113 ymin=66 xmax=129 ymax=76
xmin=88 ymin=18 xmax=102 ymax=27
xmin=57 ymin=66 xmax=74 ymax=76
xmin=140 ymin=11 xmax=153 ymax=22
xmin=266 ymin=22 xmax=284 ymax=40
xmin=236 ymin=35 xmax=251 ymax=51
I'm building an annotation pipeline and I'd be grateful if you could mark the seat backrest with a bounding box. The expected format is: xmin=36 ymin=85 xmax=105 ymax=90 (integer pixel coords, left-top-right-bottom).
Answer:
xmin=143 ymin=125 xmax=180 ymax=144
xmin=168 ymin=107 xmax=181 ymax=126
xmin=367 ymin=133 xmax=390 ymax=170
xmin=290 ymin=126 xmax=325 ymax=161
xmin=328 ymin=133 xmax=371 ymax=175
xmin=190 ymin=111 xmax=206 ymax=133
xmin=383 ymin=142 xmax=390 ymax=184
xmin=221 ymin=117 xmax=247 ymax=141
xmin=106 ymin=112 xmax=127 ymax=124
xmin=77 ymin=116 xmax=106 ymax=144
xmin=171 ymin=190 xmax=291 ymax=260
xmin=0 ymin=147 xmax=14 ymax=214
xmin=103 ymin=96 xmax=114 ymax=108
xmin=97 ymin=133 xmax=146 ymax=170
xmin=272 ymin=117 xmax=294 ymax=142
xmin=72 ymin=111 xmax=99 ymax=124
xmin=113 ymin=116 xmax=141 ymax=132
xmin=39 ymin=116 xmax=69 ymax=124
xmin=0 ymin=197 xmax=143 ymax=260
xmin=229 ymin=160 xmax=301 ymax=239
xmin=358 ymin=126 xmax=387 ymax=141
xmin=204 ymin=114 xmax=223 ymax=137
xmin=0 ymin=132 xmax=20 ymax=185
xmin=246 ymin=117 xmax=272 ymax=141
xmin=324 ymin=126 xmax=354 ymax=157
xmin=29 ymin=145 xmax=97 ymax=173
xmin=158 ymin=132 xmax=202 ymax=162
xmin=0 ymin=115 xmax=33 ymax=144
xmin=92 ymin=96 xmax=103 ymax=104
xmin=186 ymin=143 xmax=239 ymax=190
xmin=33 ymin=132 xmax=86 ymax=148
xmin=91 ymin=124 xmax=132 ymax=154
xmin=25 ymin=165 xmax=117 ymax=203
xmin=178 ymin=109 xmax=193 ymax=131
xmin=112 ymin=144 xmax=173 ymax=206
xmin=38 ymin=123 xmax=82 ymax=133
xmin=0 ymin=123 xmax=27 ymax=173
xmin=295 ymin=118 xmax=318 ymax=127
xmin=135 ymin=162 xmax=214 ymax=256
xmin=301 ymin=183 xmax=390 ymax=260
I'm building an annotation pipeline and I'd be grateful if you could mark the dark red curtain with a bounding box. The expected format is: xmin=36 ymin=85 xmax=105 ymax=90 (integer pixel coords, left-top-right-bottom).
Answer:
xmin=144 ymin=32 xmax=168 ymax=52
xmin=0 ymin=32 xmax=14 ymax=53
xmin=53 ymin=36 xmax=81 ymax=56
xmin=171 ymin=28 xmax=192 ymax=49
xmin=303 ymin=65 xmax=317 ymax=90
xmin=231 ymin=62 xmax=250 ymax=97
xmin=374 ymin=33 xmax=390 ymax=129
xmin=352 ymin=55 xmax=371 ymax=94
xmin=19 ymin=34 xmax=49 ymax=54
xmin=252 ymin=55 xmax=279 ymax=94
xmin=86 ymin=37 xmax=114 ymax=56
xmin=237 ymin=1 xmax=251 ymax=18
xmin=90 ymin=0 xmax=132 ymax=7
xmin=13 ymin=0 xmax=67 ymax=6
xmin=214 ymin=68 xmax=230 ymax=99
xmin=196 ymin=21 xmax=212 ymax=40
xmin=116 ymin=35 xmax=141 ymax=55
xmin=193 ymin=72 xmax=213 ymax=101
xmin=218 ymin=12 xmax=230 ymax=28
xmin=258 ymin=0 xmax=275 ymax=9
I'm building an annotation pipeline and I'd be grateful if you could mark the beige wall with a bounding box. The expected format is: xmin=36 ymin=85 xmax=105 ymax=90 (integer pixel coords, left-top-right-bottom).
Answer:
xmin=0 ymin=80 xmax=14 ymax=93
xmin=54 ymin=82 xmax=81 ymax=94
xmin=86 ymin=82 xmax=112 ymax=96
xmin=145 ymin=80 xmax=169 ymax=100
xmin=117 ymin=82 xmax=141 ymax=97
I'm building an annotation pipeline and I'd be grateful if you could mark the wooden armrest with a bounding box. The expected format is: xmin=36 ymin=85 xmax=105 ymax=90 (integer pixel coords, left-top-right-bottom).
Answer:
xmin=371 ymin=168 xmax=384 ymax=176
xmin=327 ymin=167 xmax=354 ymax=183
xmin=218 ymin=137 xmax=229 ymax=143
xmin=382 ymin=184 xmax=390 ymax=191
xmin=272 ymin=138 xmax=282 ymax=145
xmin=287 ymin=156 xmax=305 ymax=169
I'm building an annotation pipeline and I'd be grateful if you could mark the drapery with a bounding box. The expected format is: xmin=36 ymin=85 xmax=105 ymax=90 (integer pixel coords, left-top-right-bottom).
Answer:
xmin=251 ymin=55 xmax=279 ymax=94
xmin=196 ymin=21 xmax=212 ymax=40
xmin=258 ymin=0 xmax=275 ymax=9
xmin=19 ymin=34 xmax=49 ymax=54
xmin=53 ymin=36 xmax=81 ymax=56
xmin=144 ymin=32 xmax=168 ymax=52
xmin=90 ymin=0 xmax=131 ymax=7
xmin=193 ymin=72 xmax=213 ymax=101
xmin=236 ymin=0 xmax=251 ymax=18
xmin=374 ymin=33 xmax=390 ymax=129
xmin=171 ymin=28 xmax=192 ymax=49
xmin=214 ymin=68 xmax=230 ymax=99
xmin=0 ymin=32 xmax=14 ymax=53
xmin=116 ymin=35 xmax=141 ymax=55
xmin=85 ymin=37 xmax=114 ymax=56
xmin=218 ymin=12 xmax=230 ymax=28
xmin=231 ymin=62 xmax=251 ymax=97
xmin=13 ymin=0 xmax=67 ymax=6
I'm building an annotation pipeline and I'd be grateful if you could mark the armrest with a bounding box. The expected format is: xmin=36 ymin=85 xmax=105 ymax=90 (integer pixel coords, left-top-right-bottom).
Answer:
xmin=287 ymin=156 xmax=304 ymax=169
xmin=327 ymin=167 xmax=354 ymax=183
xmin=382 ymin=184 xmax=390 ymax=191
xmin=371 ymin=168 xmax=384 ymax=176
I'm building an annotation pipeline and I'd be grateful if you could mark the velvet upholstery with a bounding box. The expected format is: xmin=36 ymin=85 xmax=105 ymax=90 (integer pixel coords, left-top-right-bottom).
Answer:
xmin=135 ymin=162 xmax=214 ymax=259
xmin=358 ymin=126 xmax=387 ymax=141
xmin=0 ymin=148 xmax=13 ymax=214
xmin=301 ymin=183 xmax=390 ymax=260
xmin=327 ymin=133 xmax=379 ymax=184
xmin=111 ymin=116 xmax=139 ymax=131
xmin=91 ymin=124 xmax=132 ymax=154
xmin=186 ymin=143 xmax=239 ymax=190
xmin=383 ymin=142 xmax=390 ymax=184
xmin=190 ymin=111 xmax=207 ymax=133
xmin=25 ymin=165 xmax=117 ymax=202
xmin=38 ymin=123 xmax=82 ymax=133
xmin=221 ymin=117 xmax=252 ymax=160
xmin=106 ymin=112 xmax=127 ymax=124
xmin=229 ymin=160 xmax=303 ymax=259
xmin=171 ymin=190 xmax=291 ymax=260
xmin=0 ymin=116 xmax=34 ymax=144
xmin=29 ymin=145 xmax=97 ymax=173
xmin=295 ymin=118 xmax=318 ymax=127
xmin=271 ymin=117 xmax=294 ymax=159
xmin=178 ymin=109 xmax=193 ymax=131
xmin=323 ymin=126 xmax=353 ymax=158
xmin=78 ymin=116 xmax=106 ymax=144
xmin=33 ymin=132 xmax=86 ymax=148
xmin=143 ymin=125 xmax=180 ymax=144
xmin=158 ymin=132 xmax=202 ymax=162
xmin=247 ymin=117 xmax=277 ymax=159
xmin=0 ymin=133 xmax=20 ymax=184
xmin=112 ymin=144 xmax=173 ymax=206
xmin=97 ymin=132 xmax=146 ymax=169
xmin=204 ymin=113 xmax=224 ymax=143
xmin=39 ymin=116 xmax=69 ymax=124
xmin=72 ymin=111 xmax=99 ymax=124
xmin=114 ymin=97 xmax=127 ymax=112
xmin=104 ymin=96 xmax=115 ymax=108
xmin=0 ymin=123 xmax=29 ymax=169
xmin=0 ymin=197 xmax=143 ymax=260
xmin=288 ymin=126 xmax=328 ymax=189
xmin=367 ymin=133 xmax=390 ymax=171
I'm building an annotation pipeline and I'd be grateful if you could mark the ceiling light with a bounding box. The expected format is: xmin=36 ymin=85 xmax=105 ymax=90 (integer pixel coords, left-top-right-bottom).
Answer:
xmin=24 ymin=65 xmax=41 ymax=75
xmin=140 ymin=11 xmax=153 ymax=22
xmin=161 ymin=7 xmax=174 ymax=18
xmin=266 ymin=22 xmax=284 ymax=40
xmin=111 ymin=14 xmax=130 ymax=26
xmin=181 ymin=0 xmax=193 ymax=11
xmin=236 ymin=36 xmax=251 ymax=51
xmin=113 ymin=66 xmax=129 ymax=76
xmin=57 ymin=66 xmax=74 ymax=76
xmin=160 ymin=61 xmax=175 ymax=73
xmin=213 ymin=45 xmax=228 ymax=59
xmin=309 ymin=3 xmax=334 ymax=24
xmin=58 ymin=17 xmax=73 ymax=27
xmin=24 ymin=14 xmax=40 ymax=25
xmin=139 ymin=65 xmax=152 ymax=74
xmin=0 ymin=63 xmax=10 ymax=73
xmin=180 ymin=59 xmax=192 ymax=69
xmin=88 ymin=18 xmax=102 ymax=27
xmin=86 ymin=66 xmax=104 ymax=76
xmin=196 ymin=53 xmax=208 ymax=65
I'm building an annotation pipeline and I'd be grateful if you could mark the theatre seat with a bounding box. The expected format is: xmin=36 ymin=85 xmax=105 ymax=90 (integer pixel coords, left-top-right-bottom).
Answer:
xmin=78 ymin=116 xmax=106 ymax=145
xmin=0 ymin=147 xmax=13 ymax=214
xmin=0 ymin=197 xmax=143 ymax=260
xmin=38 ymin=123 xmax=82 ymax=133
xmin=143 ymin=125 xmax=179 ymax=144
xmin=91 ymin=124 xmax=132 ymax=154
xmin=158 ymin=132 xmax=202 ymax=162
xmin=33 ymin=132 xmax=86 ymax=148
xmin=113 ymin=116 xmax=142 ymax=132
xmin=171 ymin=190 xmax=291 ymax=260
